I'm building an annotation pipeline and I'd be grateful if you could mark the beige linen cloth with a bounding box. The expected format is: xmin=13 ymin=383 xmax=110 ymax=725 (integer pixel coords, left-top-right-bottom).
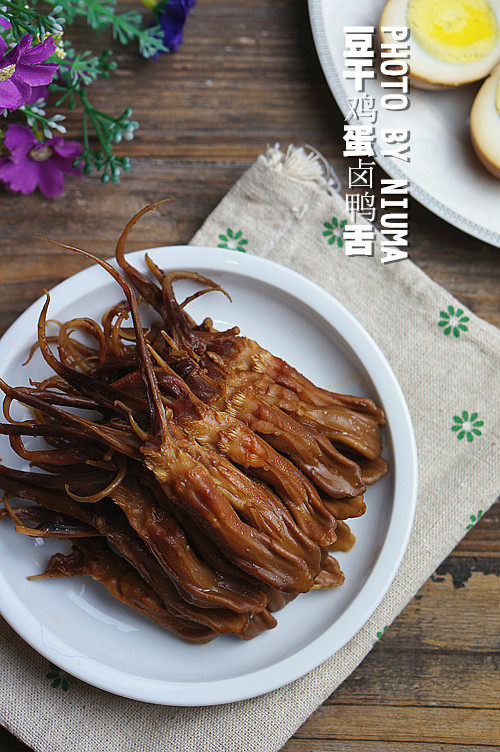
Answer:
xmin=1 ymin=145 xmax=499 ymax=752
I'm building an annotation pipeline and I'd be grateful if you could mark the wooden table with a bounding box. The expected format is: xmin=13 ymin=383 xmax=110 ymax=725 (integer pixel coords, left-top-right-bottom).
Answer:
xmin=1 ymin=2 xmax=499 ymax=749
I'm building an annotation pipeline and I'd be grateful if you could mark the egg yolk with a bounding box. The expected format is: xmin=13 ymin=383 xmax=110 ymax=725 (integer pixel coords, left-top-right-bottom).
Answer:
xmin=407 ymin=0 xmax=498 ymax=63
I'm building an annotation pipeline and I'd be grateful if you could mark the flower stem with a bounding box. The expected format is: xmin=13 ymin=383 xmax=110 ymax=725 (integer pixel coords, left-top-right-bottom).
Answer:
xmin=80 ymin=93 xmax=112 ymax=159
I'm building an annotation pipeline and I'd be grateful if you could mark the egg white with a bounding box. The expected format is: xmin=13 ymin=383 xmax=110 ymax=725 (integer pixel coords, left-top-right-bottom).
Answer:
xmin=380 ymin=0 xmax=500 ymax=88
xmin=470 ymin=61 xmax=500 ymax=177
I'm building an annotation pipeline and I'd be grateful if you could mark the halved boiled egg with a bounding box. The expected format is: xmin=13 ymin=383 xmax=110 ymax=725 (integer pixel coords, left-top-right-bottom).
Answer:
xmin=470 ymin=61 xmax=500 ymax=177
xmin=380 ymin=0 xmax=500 ymax=88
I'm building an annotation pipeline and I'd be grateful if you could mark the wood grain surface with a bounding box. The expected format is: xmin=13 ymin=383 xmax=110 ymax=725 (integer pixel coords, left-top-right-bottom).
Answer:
xmin=0 ymin=1 xmax=499 ymax=750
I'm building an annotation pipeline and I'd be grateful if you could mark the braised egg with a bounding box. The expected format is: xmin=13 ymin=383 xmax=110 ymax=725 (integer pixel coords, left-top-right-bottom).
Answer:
xmin=470 ymin=61 xmax=500 ymax=177
xmin=380 ymin=0 xmax=500 ymax=88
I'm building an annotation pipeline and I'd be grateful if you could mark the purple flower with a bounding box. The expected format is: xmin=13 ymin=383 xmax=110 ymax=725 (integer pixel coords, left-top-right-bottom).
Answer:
xmin=0 ymin=34 xmax=57 ymax=110
xmin=25 ymin=84 xmax=50 ymax=106
xmin=155 ymin=0 xmax=195 ymax=56
xmin=0 ymin=17 xmax=11 ymax=31
xmin=0 ymin=125 xmax=82 ymax=198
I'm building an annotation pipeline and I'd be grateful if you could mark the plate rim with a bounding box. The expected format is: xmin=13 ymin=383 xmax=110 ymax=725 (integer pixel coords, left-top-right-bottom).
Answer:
xmin=308 ymin=0 xmax=500 ymax=248
xmin=0 ymin=245 xmax=418 ymax=706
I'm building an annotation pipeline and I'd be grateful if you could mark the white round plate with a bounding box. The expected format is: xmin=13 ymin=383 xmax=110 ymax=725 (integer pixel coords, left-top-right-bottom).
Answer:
xmin=0 ymin=246 xmax=417 ymax=705
xmin=309 ymin=0 xmax=500 ymax=247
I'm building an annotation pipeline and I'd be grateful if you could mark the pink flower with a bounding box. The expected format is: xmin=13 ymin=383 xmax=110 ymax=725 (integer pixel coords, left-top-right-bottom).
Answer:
xmin=0 ymin=33 xmax=57 ymax=110
xmin=0 ymin=125 xmax=82 ymax=198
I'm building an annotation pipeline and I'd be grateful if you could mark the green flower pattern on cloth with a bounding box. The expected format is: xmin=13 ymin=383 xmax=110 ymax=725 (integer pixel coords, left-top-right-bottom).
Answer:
xmin=217 ymin=228 xmax=247 ymax=252
xmin=46 ymin=662 xmax=70 ymax=692
xmin=451 ymin=411 xmax=484 ymax=442
xmin=466 ymin=510 xmax=483 ymax=530
xmin=323 ymin=216 xmax=347 ymax=247
xmin=438 ymin=305 xmax=469 ymax=337
xmin=373 ymin=625 xmax=388 ymax=645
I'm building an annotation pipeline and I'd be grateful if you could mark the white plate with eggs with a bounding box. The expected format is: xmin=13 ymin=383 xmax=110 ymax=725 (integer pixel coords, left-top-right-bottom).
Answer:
xmin=309 ymin=0 xmax=500 ymax=247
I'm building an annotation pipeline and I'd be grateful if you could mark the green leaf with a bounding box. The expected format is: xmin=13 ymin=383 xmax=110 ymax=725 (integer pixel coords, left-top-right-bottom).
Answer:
xmin=324 ymin=222 xmax=332 ymax=230
xmin=456 ymin=308 xmax=463 ymax=317
xmin=137 ymin=25 xmax=167 ymax=59
xmin=453 ymin=328 xmax=460 ymax=337
xmin=460 ymin=316 xmax=470 ymax=323
xmin=448 ymin=305 xmax=455 ymax=315
xmin=51 ymin=677 xmax=61 ymax=688
xmin=332 ymin=217 xmax=338 ymax=227
xmin=472 ymin=429 xmax=482 ymax=436
xmin=0 ymin=2 xmax=62 ymax=40
xmin=328 ymin=237 xmax=335 ymax=245
xmin=233 ymin=230 xmax=242 ymax=240
xmin=451 ymin=425 xmax=460 ymax=431
xmin=323 ymin=230 xmax=332 ymax=236
xmin=470 ymin=514 xmax=476 ymax=522
xmin=453 ymin=416 xmax=462 ymax=423
xmin=239 ymin=239 xmax=248 ymax=245
xmin=470 ymin=413 xmax=478 ymax=422
xmin=227 ymin=228 xmax=233 ymax=238
xmin=61 ymin=679 xmax=69 ymax=691
xmin=440 ymin=311 xmax=449 ymax=319
xmin=462 ymin=411 xmax=469 ymax=421
xmin=338 ymin=238 xmax=344 ymax=247
xmin=53 ymin=0 xmax=167 ymax=58
xmin=444 ymin=326 xmax=451 ymax=335
xmin=218 ymin=234 xmax=227 ymax=241
xmin=438 ymin=320 xmax=447 ymax=327
xmin=473 ymin=420 xmax=484 ymax=427
xmin=478 ymin=510 xmax=483 ymax=517
xmin=458 ymin=324 xmax=468 ymax=331
xmin=457 ymin=430 xmax=465 ymax=439
xmin=466 ymin=432 xmax=473 ymax=442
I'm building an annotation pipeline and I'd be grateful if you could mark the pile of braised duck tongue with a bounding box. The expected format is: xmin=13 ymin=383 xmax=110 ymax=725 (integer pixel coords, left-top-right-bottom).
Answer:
xmin=0 ymin=206 xmax=388 ymax=643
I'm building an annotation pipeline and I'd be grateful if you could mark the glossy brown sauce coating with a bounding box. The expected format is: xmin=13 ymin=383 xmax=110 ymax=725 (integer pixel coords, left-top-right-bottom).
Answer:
xmin=0 ymin=205 xmax=388 ymax=643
